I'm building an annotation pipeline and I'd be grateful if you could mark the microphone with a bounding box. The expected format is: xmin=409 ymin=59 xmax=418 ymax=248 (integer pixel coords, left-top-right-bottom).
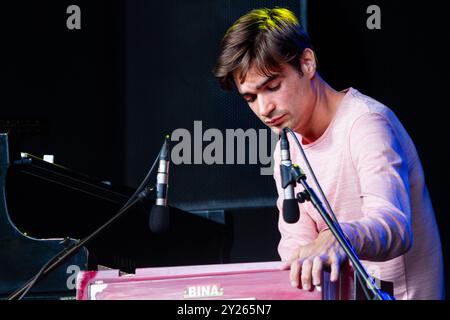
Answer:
xmin=149 ymin=136 xmax=171 ymax=233
xmin=280 ymin=128 xmax=300 ymax=224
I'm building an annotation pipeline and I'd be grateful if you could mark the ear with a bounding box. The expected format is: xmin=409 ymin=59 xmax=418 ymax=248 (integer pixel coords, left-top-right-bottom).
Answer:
xmin=300 ymin=48 xmax=317 ymax=79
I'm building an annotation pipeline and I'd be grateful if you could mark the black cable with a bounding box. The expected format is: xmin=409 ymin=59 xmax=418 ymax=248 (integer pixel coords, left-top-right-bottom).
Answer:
xmin=285 ymin=128 xmax=340 ymax=225
xmin=285 ymin=128 xmax=376 ymax=300
xmin=8 ymin=240 xmax=73 ymax=300
xmin=8 ymin=195 xmax=142 ymax=300
xmin=122 ymin=147 xmax=162 ymax=208
xmin=355 ymin=271 xmax=373 ymax=300
xmin=8 ymin=140 xmax=165 ymax=300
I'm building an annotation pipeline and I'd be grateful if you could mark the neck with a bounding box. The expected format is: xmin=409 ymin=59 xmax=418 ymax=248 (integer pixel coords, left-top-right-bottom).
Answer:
xmin=300 ymin=76 xmax=344 ymax=145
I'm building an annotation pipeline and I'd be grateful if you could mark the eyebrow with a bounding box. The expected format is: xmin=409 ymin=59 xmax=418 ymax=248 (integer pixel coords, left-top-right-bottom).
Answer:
xmin=239 ymin=75 xmax=280 ymax=96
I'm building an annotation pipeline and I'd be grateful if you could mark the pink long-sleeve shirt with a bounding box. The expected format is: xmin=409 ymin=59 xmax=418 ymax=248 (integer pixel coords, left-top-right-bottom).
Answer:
xmin=273 ymin=88 xmax=444 ymax=300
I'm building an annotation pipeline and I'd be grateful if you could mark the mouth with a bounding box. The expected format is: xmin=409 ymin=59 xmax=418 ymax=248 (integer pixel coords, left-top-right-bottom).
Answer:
xmin=265 ymin=114 xmax=286 ymax=127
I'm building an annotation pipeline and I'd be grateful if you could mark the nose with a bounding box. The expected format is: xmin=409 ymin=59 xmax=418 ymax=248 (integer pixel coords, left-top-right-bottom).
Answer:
xmin=258 ymin=95 xmax=276 ymax=118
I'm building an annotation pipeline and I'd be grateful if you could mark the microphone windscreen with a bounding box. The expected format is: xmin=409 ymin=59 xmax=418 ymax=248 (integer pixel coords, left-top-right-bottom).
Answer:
xmin=283 ymin=199 xmax=300 ymax=224
xmin=149 ymin=205 xmax=170 ymax=233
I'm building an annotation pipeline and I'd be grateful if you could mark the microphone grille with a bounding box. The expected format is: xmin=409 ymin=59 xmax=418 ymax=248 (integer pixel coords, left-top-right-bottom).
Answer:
xmin=283 ymin=199 xmax=300 ymax=224
xmin=149 ymin=205 xmax=170 ymax=233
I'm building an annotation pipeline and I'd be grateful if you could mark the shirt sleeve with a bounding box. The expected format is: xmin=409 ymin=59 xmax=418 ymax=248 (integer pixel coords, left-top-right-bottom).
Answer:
xmin=341 ymin=112 xmax=413 ymax=261
xmin=273 ymin=142 xmax=319 ymax=262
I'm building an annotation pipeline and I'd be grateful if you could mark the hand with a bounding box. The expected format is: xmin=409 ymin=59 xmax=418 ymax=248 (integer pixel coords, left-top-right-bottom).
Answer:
xmin=280 ymin=229 xmax=346 ymax=291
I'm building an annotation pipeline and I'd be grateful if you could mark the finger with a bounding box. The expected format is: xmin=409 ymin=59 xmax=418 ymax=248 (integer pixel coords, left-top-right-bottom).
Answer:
xmin=290 ymin=260 xmax=302 ymax=288
xmin=300 ymin=259 xmax=313 ymax=291
xmin=312 ymin=256 xmax=323 ymax=287
xmin=330 ymin=256 xmax=341 ymax=282
xmin=279 ymin=261 xmax=292 ymax=271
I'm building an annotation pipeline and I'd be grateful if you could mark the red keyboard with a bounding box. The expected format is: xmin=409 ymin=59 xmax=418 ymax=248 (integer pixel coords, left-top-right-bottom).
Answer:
xmin=76 ymin=261 xmax=355 ymax=300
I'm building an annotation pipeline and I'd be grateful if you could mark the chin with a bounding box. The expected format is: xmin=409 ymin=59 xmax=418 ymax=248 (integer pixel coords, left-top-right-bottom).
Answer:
xmin=270 ymin=127 xmax=282 ymax=135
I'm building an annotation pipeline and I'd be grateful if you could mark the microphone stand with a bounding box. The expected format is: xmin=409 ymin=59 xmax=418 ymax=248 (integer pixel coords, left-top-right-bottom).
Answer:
xmin=8 ymin=137 xmax=168 ymax=300
xmin=7 ymin=187 xmax=153 ymax=300
xmin=283 ymin=162 xmax=393 ymax=300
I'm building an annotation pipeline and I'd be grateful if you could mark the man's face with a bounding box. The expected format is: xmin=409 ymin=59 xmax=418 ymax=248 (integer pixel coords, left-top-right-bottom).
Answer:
xmin=234 ymin=63 xmax=315 ymax=135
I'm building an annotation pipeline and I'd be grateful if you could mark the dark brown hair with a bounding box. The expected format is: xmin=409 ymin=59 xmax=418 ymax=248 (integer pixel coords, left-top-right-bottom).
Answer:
xmin=213 ymin=7 xmax=313 ymax=90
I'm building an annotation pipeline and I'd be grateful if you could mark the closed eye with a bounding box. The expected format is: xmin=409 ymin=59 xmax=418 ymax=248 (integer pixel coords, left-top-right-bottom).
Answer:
xmin=267 ymin=83 xmax=281 ymax=92
xmin=243 ymin=94 xmax=256 ymax=103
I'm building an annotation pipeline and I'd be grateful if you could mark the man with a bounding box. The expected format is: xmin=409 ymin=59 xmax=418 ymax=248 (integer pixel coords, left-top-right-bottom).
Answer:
xmin=213 ymin=8 xmax=444 ymax=299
